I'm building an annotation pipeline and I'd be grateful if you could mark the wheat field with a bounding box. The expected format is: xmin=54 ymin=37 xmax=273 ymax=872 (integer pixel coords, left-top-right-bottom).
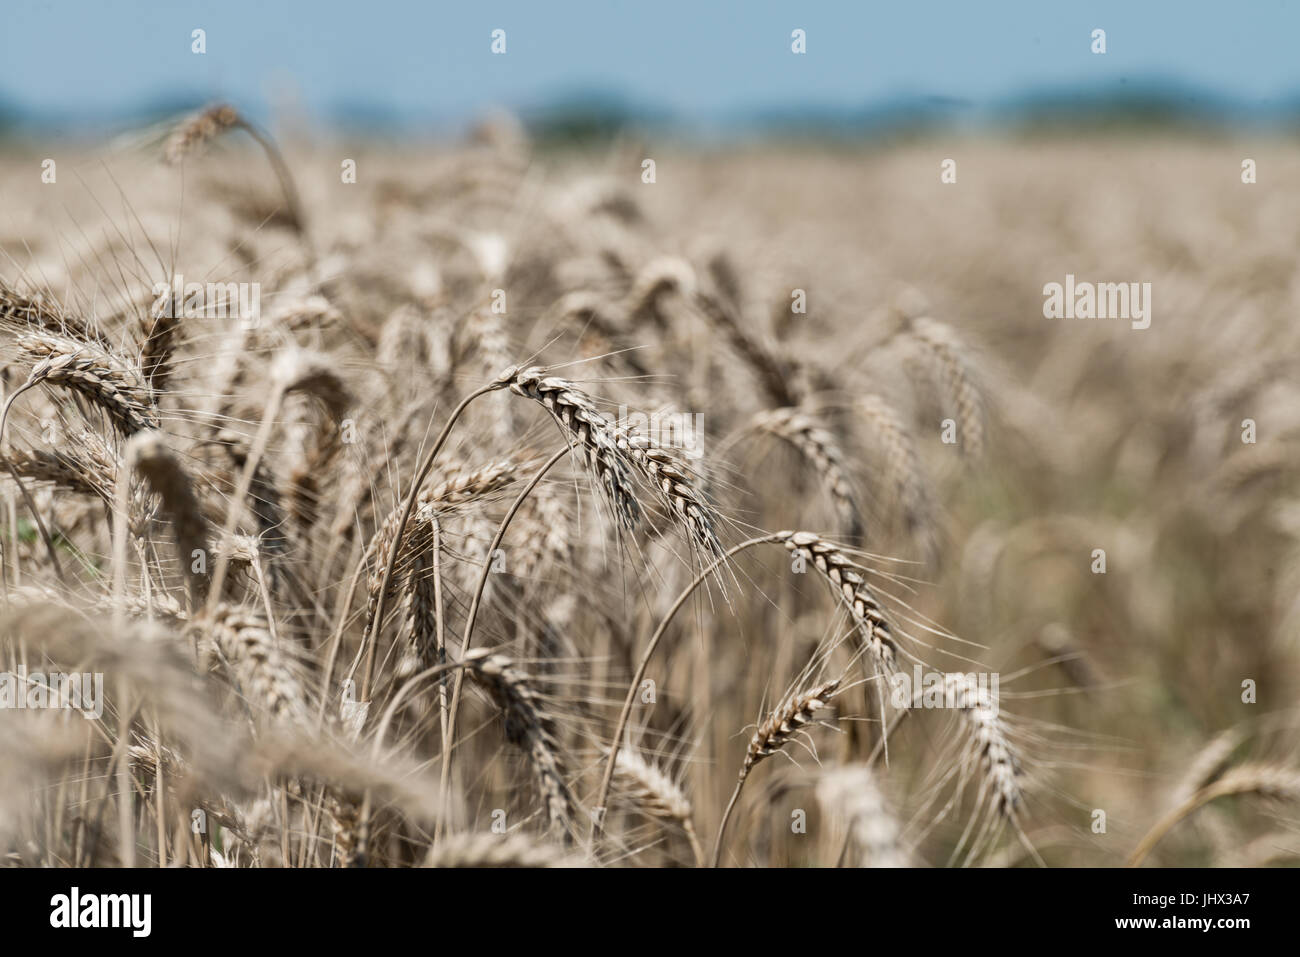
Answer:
xmin=0 ymin=110 xmax=1297 ymax=868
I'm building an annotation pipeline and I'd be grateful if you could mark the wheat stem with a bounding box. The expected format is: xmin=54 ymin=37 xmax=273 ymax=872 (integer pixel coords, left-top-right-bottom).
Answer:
xmin=593 ymin=534 xmax=782 ymax=837
xmin=434 ymin=445 xmax=569 ymax=842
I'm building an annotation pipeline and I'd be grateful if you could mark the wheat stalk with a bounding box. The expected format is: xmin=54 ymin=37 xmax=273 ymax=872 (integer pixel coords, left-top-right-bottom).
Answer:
xmin=163 ymin=103 xmax=315 ymax=266
xmin=1129 ymin=763 xmax=1300 ymax=867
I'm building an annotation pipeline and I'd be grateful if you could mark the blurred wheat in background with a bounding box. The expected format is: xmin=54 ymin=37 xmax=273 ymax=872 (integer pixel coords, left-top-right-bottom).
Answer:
xmin=0 ymin=99 xmax=1297 ymax=868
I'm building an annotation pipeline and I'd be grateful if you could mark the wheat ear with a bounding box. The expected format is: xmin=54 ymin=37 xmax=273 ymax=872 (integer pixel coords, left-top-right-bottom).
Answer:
xmin=460 ymin=649 xmax=579 ymax=844
xmin=15 ymin=333 xmax=159 ymax=436
xmin=776 ymin=531 xmax=899 ymax=675
xmin=613 ymin=748 xmax=703 ymax=865
xmin=910 ymin=317 xmax=985 ymax=458
xmin=753 ymin=408 xmax=863 ymax=544
xmin=506 ymin=366 xmax=723 ymax=559
xmin=199 ymin=604 xmax=310 ymax=729
xmin=127 ymin=431 xmax=210 ymax=610
xmin=0 ymin=279 xmax=104 ymax=344
xmin=425 ymin=832 xmax=584 ymax=867
xmin=713 ymin=678 xmax=841 ymax=866
xmin=816 ymin=765 xmax=909 ymax=867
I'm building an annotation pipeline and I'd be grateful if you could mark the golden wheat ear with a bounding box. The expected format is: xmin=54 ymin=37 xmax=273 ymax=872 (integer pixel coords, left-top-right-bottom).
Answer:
xmin=714 ymin=678 xmax=841 ymax=866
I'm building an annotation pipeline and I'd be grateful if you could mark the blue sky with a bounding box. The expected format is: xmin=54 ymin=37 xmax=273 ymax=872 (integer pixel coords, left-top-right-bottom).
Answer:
xmin=3 ymin=1 xmax=1298 ymax=129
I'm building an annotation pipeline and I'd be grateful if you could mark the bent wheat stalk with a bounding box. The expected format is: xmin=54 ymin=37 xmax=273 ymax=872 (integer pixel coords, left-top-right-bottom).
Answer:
xmin=594 ymin=528 xmax=903 ymax=833
xmin=593 ymin=533 xmax=783 ymax=834
xmin=433 ymin=447 xmax=569 ymax=841
xmin=362 ymin=374 xmax=513 ymax=683
xmin=1127 ymin=763 xmax=1300 ymax=867
xmin=165 ymin=103 xmax=316 ymax=268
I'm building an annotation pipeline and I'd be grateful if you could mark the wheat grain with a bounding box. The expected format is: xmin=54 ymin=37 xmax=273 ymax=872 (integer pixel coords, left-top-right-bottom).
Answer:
xmin=460 ymin=649 xmax=578 ymax=843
